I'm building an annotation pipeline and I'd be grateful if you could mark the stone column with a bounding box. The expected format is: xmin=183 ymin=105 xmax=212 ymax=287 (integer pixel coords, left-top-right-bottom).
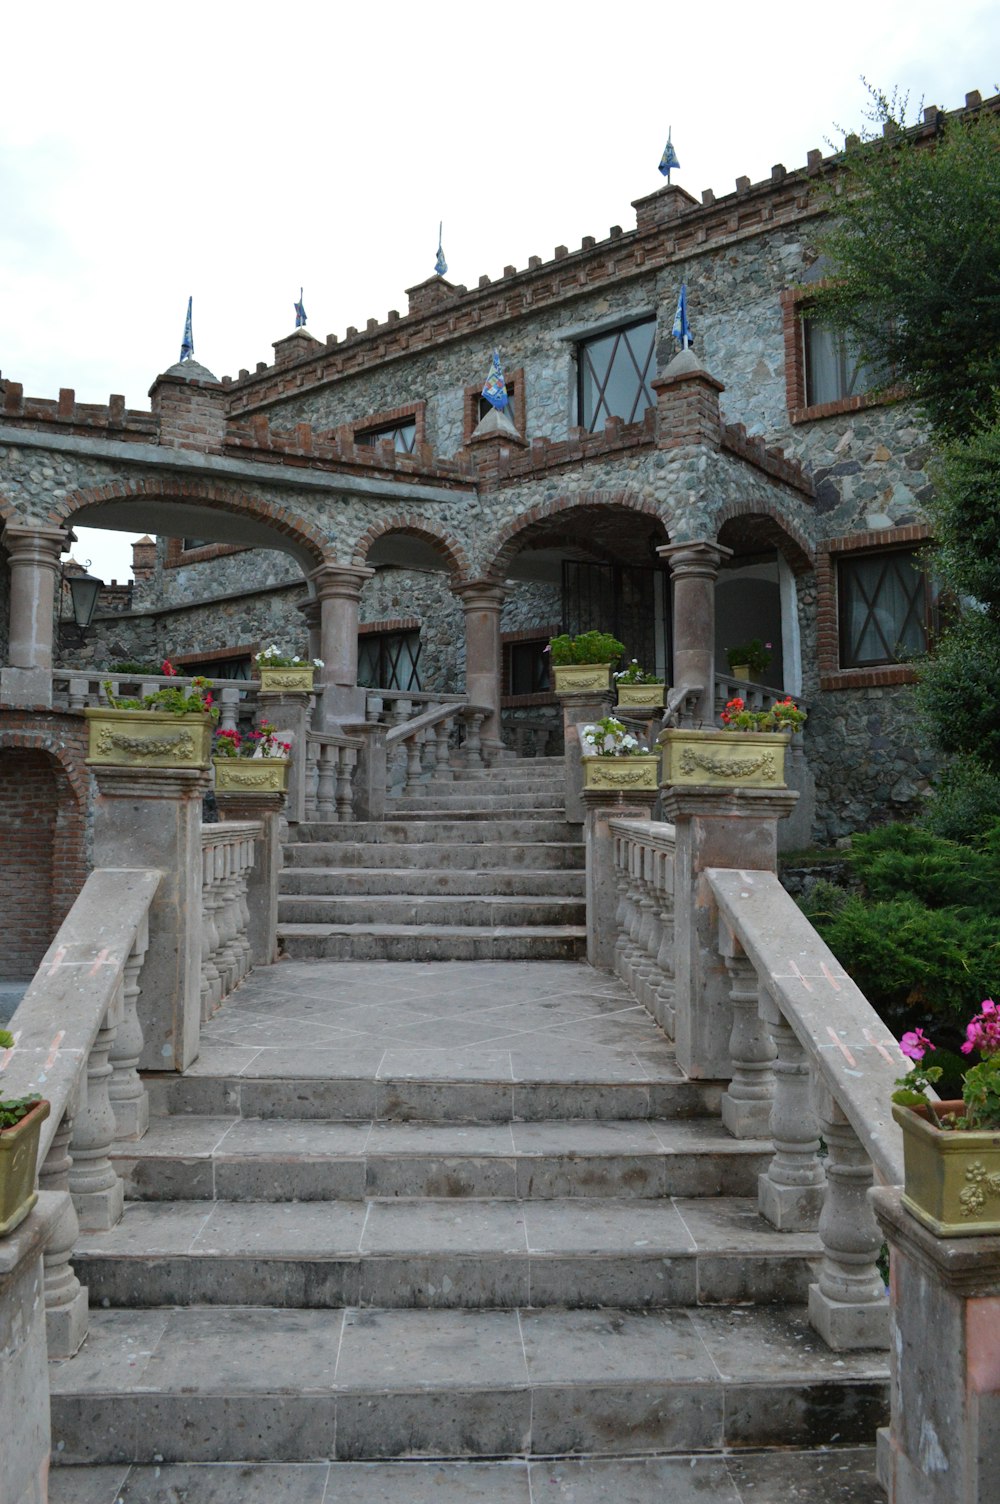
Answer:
xmin=658 ymin=540 xmax=732 ymax=727
xmin=91 ymin=765 xmax=210 ymax=1071
xmin=298 ymin=595 xmax=322 ymax=667
xmin=455 ymin=580 xmax=506 ymax=754
xmin=0 ymin=522 xmax=67 ymax=709
xmin=255 ymin=692 xmax=313 ymax=823
xmin=214 ymin=794 xmax=284 ymax=966
xmin=560 ymin=690 xmax=615 ymax=824
xmin=0 ymin=1193 xmax=60 ymax=1504
xmin=583 ymin=788 xmax=659 ymax=970
xmin=309 ymin=563 xmax=374 ymax=729
xmin=662 ymin=784 xmax=798 ymax=1080
xmin=873 ymin=1186 xmax=1000 ymax=1504
xmin=342 ymin=720 xmax=388 ymax=822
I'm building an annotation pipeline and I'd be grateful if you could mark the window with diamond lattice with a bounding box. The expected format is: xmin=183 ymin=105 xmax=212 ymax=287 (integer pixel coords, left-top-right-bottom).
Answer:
xmin=358 ymin=631 xmax=422 ymax=692
xmin=577 ymin=319 xmax=656 ymax=433
xmin=357 ymin=420 xmax=417 ymax=454
xmin=838 ymin=549 xmax=931 ymax=668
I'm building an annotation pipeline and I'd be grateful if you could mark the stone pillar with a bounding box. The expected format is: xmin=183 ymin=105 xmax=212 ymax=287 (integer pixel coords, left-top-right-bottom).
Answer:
xmin=662 ymin=784 xmax=798 ymax=1080
xmin=256 ymin=692 xmax=313 ymax=823
xmin=309 ymin=563 xmax=374 ymax=729
xmin=560 ymin=691 xmax=615 ymax=824
xmin=873 ymin=1186 xmax=1000 ymax=1504
xmin=91 ymin=765 xmax=210 ymax=1071
xmin=342 ymin=720 xmax=387 ymax=822
xmin=214 ymin=794 xmax=283 ymax=965
xmin=0 ymin=522 xmax=66 ymax=709
xmin=658 ymin=540 xmax=732 ymax=727
xmin=298 ymin=595 xmax=322 ymax=667
xmin=584 ymin=788 xmax=658 ymax=970
xmin=0 ymin=1193 xmax=60 ymax=1504
xmin=455 ymin=580 xmax=506 ymax=753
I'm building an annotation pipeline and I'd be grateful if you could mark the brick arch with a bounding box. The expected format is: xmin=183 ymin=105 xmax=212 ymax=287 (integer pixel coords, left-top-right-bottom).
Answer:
xmin=483 ymin=490 xmax=670 ymax=581
xmin=713 ymin=499 xmax=815 ymax=574
xmin=351 ymin=516 xmax=471 ymax=581
xmin=53 ymin=476 xmax=329 ymax=566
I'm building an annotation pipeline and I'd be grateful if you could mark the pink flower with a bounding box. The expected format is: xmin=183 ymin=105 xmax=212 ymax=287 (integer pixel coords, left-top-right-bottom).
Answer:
xmin=900 ymin=1028 xmax=934 ymax=1061
xmin=162 ymin=659 xmax=177 ymax=677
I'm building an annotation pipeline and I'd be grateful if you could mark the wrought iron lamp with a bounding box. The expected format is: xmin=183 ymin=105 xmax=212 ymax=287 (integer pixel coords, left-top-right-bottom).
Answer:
xmin=59 ymin=563 xmax=104 ymax=649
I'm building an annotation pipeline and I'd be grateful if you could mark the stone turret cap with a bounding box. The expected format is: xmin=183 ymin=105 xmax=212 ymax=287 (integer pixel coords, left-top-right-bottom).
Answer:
xmin=471 ymin=405 xmax=522 ymax=441
xmin=160 ymin=358 xmax=220 ymax=384
xmin=654 ymin=345 xmax=725 ymax=393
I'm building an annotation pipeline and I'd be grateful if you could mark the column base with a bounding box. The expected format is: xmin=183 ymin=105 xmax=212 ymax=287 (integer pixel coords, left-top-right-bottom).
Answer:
xmin=71 ymin=1181 xmax=125 ymax=1233
xmin=0 ymin=665 xmax=53 ymax=708
xmin=721 ymin=1093 xmax=773 ymax=1139
xmin=110 ymin=1093 xmax=149 ymax=1142
xmin=46 ymin=1283 xmax=90 ymax=1359
xmin=758 ymin=1171 xmax=824 ymax=1231
xmin=807 ymin=1281 xmax=889 ymax=1350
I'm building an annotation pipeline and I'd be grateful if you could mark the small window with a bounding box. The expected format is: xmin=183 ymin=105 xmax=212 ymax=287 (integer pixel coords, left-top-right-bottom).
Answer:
xmin=804 ymin=318 xmax=879 ymax=407
xmin=182 ymin=538 xmax=211 ymax=551
xmin=179 ymin=655 xmax=252 ymax=681
xmin=357 ymin=420 xmax=417 ymax=454
xmin=504 ymin=639 xmax=550 ymax=697
xmin=577 ymin=318 xmax=656 ymax=433
xmin=358 ymin=630 xmax=422 ymax=692
xmin=838 ymin=549 xmax=931 ymax=668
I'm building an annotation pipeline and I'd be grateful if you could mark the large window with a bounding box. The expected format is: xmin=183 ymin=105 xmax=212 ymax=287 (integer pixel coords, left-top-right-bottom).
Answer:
xmin=358 ymin=630 xmax=422 ymax=692
xmin=503 ymin=638 xmax=550 ymax=697
xmin=838 ymin=549 xmax=931 ymax=668
xmin=357 ymin=420 xmax=417 ymax=454
xmin=577 ymin=318 xmax=656 ymax=432
xmin=803 ymin=317 xmax=881 ymax=407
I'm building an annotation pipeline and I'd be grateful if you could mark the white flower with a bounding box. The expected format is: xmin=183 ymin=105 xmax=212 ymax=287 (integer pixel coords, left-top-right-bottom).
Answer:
xmin=313 ymin=659 xmax=325 ymax=668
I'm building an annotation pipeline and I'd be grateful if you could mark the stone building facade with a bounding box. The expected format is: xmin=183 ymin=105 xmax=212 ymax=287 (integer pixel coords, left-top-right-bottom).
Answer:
xmin=3 ymin=97 xmax=985 ymax=850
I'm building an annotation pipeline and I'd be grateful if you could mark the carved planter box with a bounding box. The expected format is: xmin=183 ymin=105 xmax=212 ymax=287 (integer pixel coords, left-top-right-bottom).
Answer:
xmin=615 ymin=683 xmax=666 ymax=709
xmin=893 ymin=1100 xmax=1000 ymax=1237
xmin=85 ymin=709 xmax=214 ymax=769
xmin=553 ymin=664 xmax=614 ymax=694
xmin=660 ymin=728 xmax=789 ymax=788
xmin=0 ymin=1099 xmax=50 ymax=1236
xmin=258 ymin=666 xmax=315 ymax=695
xmin=582 ymin=755 xmax=660 ymax=792
xmin=212 ymin=757 xmax=289 ymax=794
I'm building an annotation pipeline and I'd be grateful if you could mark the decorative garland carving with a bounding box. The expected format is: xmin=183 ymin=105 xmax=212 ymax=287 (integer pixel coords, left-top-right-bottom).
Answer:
xmin=95 ymin=729 xmax=197 ymax=760
xmin=960 ymin=1160 xmax=1000 ymax=1217
xmin=678 ymin=748 xmax=777 ymax=781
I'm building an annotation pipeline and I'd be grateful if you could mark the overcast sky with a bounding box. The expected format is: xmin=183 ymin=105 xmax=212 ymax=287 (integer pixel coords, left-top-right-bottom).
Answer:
xmin=2 ymin=0 xmax=997 ymax=583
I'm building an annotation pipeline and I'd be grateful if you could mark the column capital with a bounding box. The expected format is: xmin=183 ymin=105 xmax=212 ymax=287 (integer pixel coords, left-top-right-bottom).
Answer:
xmin=454 ymin=579 xmax=506 ymax=611
xmin=657 ymin=539 xmax=733 ymax=578
xmin=662 ymin=785 xmax=799 ymax=825
xmin=1 ymin=521 xmax=69 ymax=567
xmin=308 ymin=562 xmax=375 ymax=602
xmin=91 ymin=765 xmax=212 ymax=800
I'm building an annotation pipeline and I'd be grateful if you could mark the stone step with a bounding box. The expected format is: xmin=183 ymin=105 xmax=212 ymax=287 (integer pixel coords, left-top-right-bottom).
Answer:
xmin=111 ymin=1116 xmax=767 ymax=1203
xmin=293 ymin=818 xmax=580 ymax=843
xmin=277 ymin=894 xmax=586 ymax=927
xmin=280 ymin=867 xmax=586 ymax=897
xmin=47 ymin=1449 xmax=883 ymax=1503
xmin=284 ymin=841 xmax=584 ymax=871
xmin=48 ymin=1303 xmax=888 ymax=1465
xmin=397 ymin=775 xmax=565 ymax=794
xmin=388 ymin=793 xmax=566 ymax=812
xmin=277 ymin=922 xmax=587 ymax=962
xmin=72 ymin=1195 xmax=816 ymax=1311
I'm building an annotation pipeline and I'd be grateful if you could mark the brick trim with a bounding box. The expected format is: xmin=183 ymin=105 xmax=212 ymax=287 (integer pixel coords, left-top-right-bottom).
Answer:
xmin=164 ymin=538 xmax=250 ymax=569
xmin=463 ymin=370 xmax=525 ymax=444
xmin=171 ymin=644 xmax=255 ymax=666
xmin=351 ymin=515 xmax=470 ymax=579
xmin=780 ymin=286 xmax=904 ymax=424
xmin=501 ymin=624 xmax=559 ymax=645
xmin=353 ymin=400 xmax=427 ymax=450
xmin=485 ymin=489 xmax=668 ymax=581
xmin=816 ymin=523 xmax=934 ymax=689
xmin=359 ymin=618 xmax=421 ymax=636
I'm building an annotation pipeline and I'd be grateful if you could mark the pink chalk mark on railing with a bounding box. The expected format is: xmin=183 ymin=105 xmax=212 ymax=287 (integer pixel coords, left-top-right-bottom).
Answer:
xmin=826 ymin=1026 xmax=857 ymax=1067
xmin=45 ymin=1032 xmax=66 ymax=1070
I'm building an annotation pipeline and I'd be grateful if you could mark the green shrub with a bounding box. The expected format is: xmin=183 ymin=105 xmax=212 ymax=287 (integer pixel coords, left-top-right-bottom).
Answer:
xmin=548 ymin=631 xmax=625 ymax=666
xmin=922 ymin=756 xmax=1000 ymax=844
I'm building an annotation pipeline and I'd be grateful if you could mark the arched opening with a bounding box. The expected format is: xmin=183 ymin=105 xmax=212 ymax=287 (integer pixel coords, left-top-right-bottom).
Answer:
xmin=356 ymin=525 xmax=468 ymax=696
xmin=715 ymin=513 xmax=813 ymax=694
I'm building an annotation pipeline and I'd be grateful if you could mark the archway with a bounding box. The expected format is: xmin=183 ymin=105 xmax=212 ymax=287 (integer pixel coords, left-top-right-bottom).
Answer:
xmin=715 ymin=512 xmax=814 ymax=694
xmin=354 ymin=521 xmax=471 ymax=697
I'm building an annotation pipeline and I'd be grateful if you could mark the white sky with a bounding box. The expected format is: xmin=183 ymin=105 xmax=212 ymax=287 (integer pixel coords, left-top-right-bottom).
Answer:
xmin=2 ymin=0 xmax=997 ymax=584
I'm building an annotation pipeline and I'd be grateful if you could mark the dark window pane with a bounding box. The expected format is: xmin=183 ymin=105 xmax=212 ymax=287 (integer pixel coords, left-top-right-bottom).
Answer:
xmin=507 ymin=640 xmax=550 ymax=695
xmin=578 ymin=319 xmax=656 ymax=432
xmin=357 ymin=631 xmax=422 ymax=692
xmin=358 ymin=420 xmax=417 ymax=453
xmin=805 ymin=318 xmax=877 ymax=406
xmin=839 ymin=550 xmax=928 ymax=667
xmin=182 ymin=538 xmax=211 ymax=551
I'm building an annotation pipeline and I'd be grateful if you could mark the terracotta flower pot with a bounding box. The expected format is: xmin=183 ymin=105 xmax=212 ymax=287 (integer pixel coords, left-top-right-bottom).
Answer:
xmin=659 ymin=728 xmax=789 ymax=789
xmin=893 ymin=1100 xmax=1000 ymax=1237
xmin=0 ymin=1099 xmax=50 ymax=1236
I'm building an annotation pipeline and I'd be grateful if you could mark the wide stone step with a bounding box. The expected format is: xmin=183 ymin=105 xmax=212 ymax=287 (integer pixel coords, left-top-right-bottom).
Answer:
xmin=48 ymin=1303 xmax=888 ymax=1464
xmin=396 ymin=776 xmax=565 ymax=796
xmin=388 ymin=794 xmax=566 ymax=812
xmin=111 ymin=1116 xmax=767 ymax=1203
xmin=280 ymin=867 xmax=586 ymax=897
xmin=277 ymin=922 xmax=587 ymax=962
xmin=293 ymin=818 xmax=580 ymax=843
xmin=284 ymin=841 xmax=584 ymax=871
xmin=72 ymin=1195 xmax=817 ymax=1311
xmin=277 ymin=895 xmax=586 ymax=927
xmin=47 ymin=1449 xmax=883 ymax=1503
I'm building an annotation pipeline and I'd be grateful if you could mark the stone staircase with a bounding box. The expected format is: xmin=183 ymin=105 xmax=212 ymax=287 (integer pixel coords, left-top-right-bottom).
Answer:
xmin=278 ymin=756 xmax=588 ymax=961
xmin=48 ymin=956 xmax=886 ymax=1502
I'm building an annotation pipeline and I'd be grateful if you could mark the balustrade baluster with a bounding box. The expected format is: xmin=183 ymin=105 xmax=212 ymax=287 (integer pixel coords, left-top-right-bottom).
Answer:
xmin=108 ymin=918 xmax=150 ymax=1138
xmin=652 ymin=848 xmax=676 ymax=1037
xmin=304 ymin=739 xmax=320 ymax=820
xmin=757 ymin=991 xmax=826 ymax=1231
xmin=435 ymin=718 xmax=453 ymax=779
xmin=69 ymin=988 xmax=125 ymax=1231
xmin=39 ymin=1107 xmax=89 ymax=1357
xmin=218 ymin=686 xmax=240 ymax=735
xmin=612 ymin=836 xmax=633 ymax=983
xmin=405 ymin=732 xmax=423 ymax=791
xmin=336 ymin=747 xmax=356 ymax=820
xmin=317 ymin=745 xmax=337 ymax=818
xmin=720 ymin=943 xmax=776 ymax=1139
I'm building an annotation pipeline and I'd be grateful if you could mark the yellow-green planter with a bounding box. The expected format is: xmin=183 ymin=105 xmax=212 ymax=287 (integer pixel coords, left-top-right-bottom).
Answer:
xmin=212 ymin=757 xmax=290 ymax=794
xmin=660 ymin=728 xmax=789 ymax=789
xmin=0 ymin=1099 xmax=50 ymax=1236
xmin=553 ymin=663 xmax=615 ymax=694
xmin=258 ymin=666 xmax=315 ymax=694
xmin=582 ymin=755 xmax=660 ymax=792
xmin=893 ymin=1101 xmax=1000 ymax=1238
xmin=616 ymin=683 xmax=666 ymax=710
xmin=85 ymin=708 xmax=214 ymax=769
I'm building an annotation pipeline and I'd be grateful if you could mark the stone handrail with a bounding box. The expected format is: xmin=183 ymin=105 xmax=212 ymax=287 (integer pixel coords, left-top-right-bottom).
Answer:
xmin=1 ymin=866 xmax=160 ymax=1358
xmin=607 ymin=816 xmax=905 ymax=1352
xmin=714 ymin=674 xmax=810 ymax=720
xmin=385 ymin=699 xmax=494 ymax=792
xmin=200 ymin=822 xmax=261 ymax=1018
xmin=51 ymin=671 xmax=258 ymax=735
xmin=304 ymin=731 xmax=362 ymax=821
xmin=366 ymin=689 xmax=467 ymax=723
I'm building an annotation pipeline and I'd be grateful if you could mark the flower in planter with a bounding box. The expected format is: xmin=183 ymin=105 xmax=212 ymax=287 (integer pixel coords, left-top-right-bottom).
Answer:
xmin=548 ymin=631 xmax=626 ymax=666
xmin=893 ymin=1001 xmax=1000 ymax=1130
xmin=719 ymin=696 xmax=807 ymax=734
xmin=248 ymin=723 xmax=293 ymax=759
xmin=580 ymin=716 xmax=650 ymax=757
xmin=0 ymin=1032 xmax=43 ymax=1129
xmin=613 ymin=659 xmax=662 ymax=685
xmin=213 ymin=728 xmax=243 ymax=758
xmin=255 ymin=645 xmax=322 ymax=669
xmin=101 ymin=672 xmax=219 ymax=719
xmin=725 ymin=639 xmax=772 ymax=676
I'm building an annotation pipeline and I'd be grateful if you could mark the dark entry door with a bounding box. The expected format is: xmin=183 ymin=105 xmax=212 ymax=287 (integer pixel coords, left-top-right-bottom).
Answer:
xmin=561 ymin=561 xmax=668 ymax=676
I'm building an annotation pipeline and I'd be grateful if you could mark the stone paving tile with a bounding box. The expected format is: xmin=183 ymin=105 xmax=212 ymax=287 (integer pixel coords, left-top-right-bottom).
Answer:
xmin=361 ymin=1198 xmax=529 ymax=1254
xmin=75 ymin=1202 xmax=214 ymax=1255
xmin=672 ymin=1198 xmax=823 ymax=1253
xmin=234 ymin=1045 xmax=389 ymax=1078
xmin=48 ymin=1310 xmax=170 ymax=1393
xmin=50 ymin=1462 xmax=332 ymax=1503
xmin=690 ymin=1304 xmax=890 ymax=1380
xmin=365 ymin=1121 xmax=516 ymax=1154
xmin=191 ymin=1200 xmax=368 ymax=1255
xmin=520 ymin=1307 xmax=715 ymax=1384
xmin=321 ymin=1460 xmax=532 ymax=1502
xmin=725 ymin=1446 xmax=881 ymax=1501
xmin=139 ymin=1308 xmax=346 ymax=1392
xmin=529 ymin=1454 xmax=741 ymax=1502
xmin=218 ymin=1118 xmax=374 ymax=1156
xmin=376 ymin=1048 xmax=515 ymax=1080
xmin=113 ymin=1114 xmax=239 ymax=1155
xmin=511 ymin=1119 xmax=666 ymax=1154
xmin=336 ymin=1306 xmax=529 ymax=1388
xmin=522 ymin=1198 xmax=695 ymax=1254
xmin=48 ymin=1466 xmax=130 ymax=1504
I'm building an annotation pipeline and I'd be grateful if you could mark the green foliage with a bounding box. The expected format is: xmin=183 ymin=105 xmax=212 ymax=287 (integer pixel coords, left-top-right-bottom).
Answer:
xmin=548 ymin=631 xmax=625 ymax=666
xmin=848 ymin=822 xmax=1000 ymax=911
xmin=916 ymin=614 xmax=1000 ymax=771
xmin=921 ymin=757 xmax=1000 ymax=843
xmin=725 ymin=639 xmax=771 ymax=675
xmin=928 ymin=425 xmax=1000 ymax=609
xmin=0 ymin=1093 xmax=42 ymax=1130
xmin=812 ymin=93 xmax=1000 ymax=441
xmin=102 ymin=678 xmax=219 ymax=720
xmin=961 ymin=1055 xmax=1000 ymax=1129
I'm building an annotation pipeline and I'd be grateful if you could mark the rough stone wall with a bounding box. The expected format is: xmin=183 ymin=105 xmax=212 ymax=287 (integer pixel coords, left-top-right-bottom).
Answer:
xmin=155 ymin=539 xmax=305 ymax=609
xmin=360 ymin=569 xmax=463 ymax=693
xmin=808 ymin=684 xmax=938 ymax=842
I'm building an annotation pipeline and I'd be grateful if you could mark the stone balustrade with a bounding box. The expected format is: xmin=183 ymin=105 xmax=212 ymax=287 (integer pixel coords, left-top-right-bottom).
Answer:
xmin=385 ymin=700 xmax=494 ymax=794
xmin=52 ymin=670 xmax=258 ymax=737
xmin=304 ymin=734 xmax=361 ymax=820
xmin=200 ymin=822 xmax=260 ymax=1019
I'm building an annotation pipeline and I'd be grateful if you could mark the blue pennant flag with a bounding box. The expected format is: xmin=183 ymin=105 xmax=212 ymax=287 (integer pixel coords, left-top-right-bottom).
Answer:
xmin=435 ymin=222 xmax=448 ymax=277
xmin=294 ymin=288 xmax=307 ymax=328
xmin=179 ymin=296 xmax=194 ymax=362
xmin=672 ymin=283 xmax=693 ymax=349
xmin=658 ymin=129 xmax=680 ymax=181
xmin=481 ymin=349 xmax=509 ymax=412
